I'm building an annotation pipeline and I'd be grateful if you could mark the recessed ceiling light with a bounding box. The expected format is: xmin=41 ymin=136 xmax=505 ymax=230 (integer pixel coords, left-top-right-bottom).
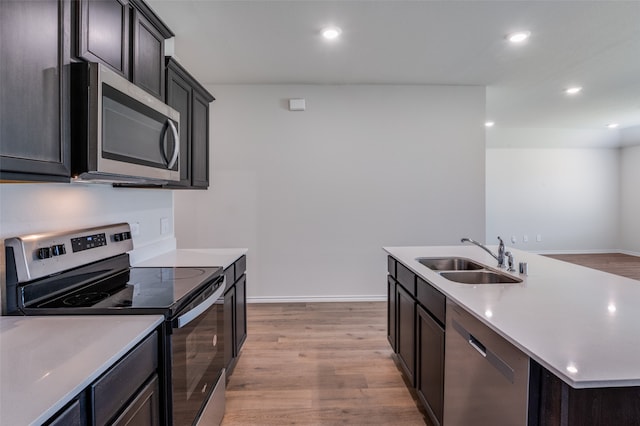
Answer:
xmin=485 ymin=121 xmax=495 ymax=127
xmin=565 ymin=87 xmax=582 ymax=95
xmin=321 ymin=26 xmax=342 ymax=40
xmin=607 ymin=123 xmax=619 ymax=129
xmin=507 ymin=31 xmax=530 ymax=43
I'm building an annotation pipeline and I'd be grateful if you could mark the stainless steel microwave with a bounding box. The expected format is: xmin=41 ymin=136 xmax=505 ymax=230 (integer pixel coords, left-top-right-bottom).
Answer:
xmin=71 ymin=62 xmax=180 ymax=184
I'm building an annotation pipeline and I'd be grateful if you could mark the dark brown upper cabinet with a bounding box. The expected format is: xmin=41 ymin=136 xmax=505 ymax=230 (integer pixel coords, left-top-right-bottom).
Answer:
xmin=165 ymin=58 xmax=214 ymax=189
xmin=74 ymin=0 xmax=173 ymax=99
xmin=0 ymin=0 xmax=71 ymax=182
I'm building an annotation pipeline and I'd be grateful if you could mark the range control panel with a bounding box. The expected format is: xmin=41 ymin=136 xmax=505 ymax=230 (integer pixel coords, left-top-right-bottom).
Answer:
xmin=71 ymin=232 xmax=108 ymax=253
xmin=5 ymin=223 xmax=134 ymax=283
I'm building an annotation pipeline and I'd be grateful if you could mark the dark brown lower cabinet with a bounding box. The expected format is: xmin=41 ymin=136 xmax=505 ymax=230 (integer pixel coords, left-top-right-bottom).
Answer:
xmin=224 ymin=255 xmax=248 ymax=377
xmin=530 ymin=361 xmax=640 ymax=426
xmin=396 ymin=283 xmax=416 ymax=385
xmin=44 ymin=329 xmax=161 ymax=426
xmin=416 ymin=305 xmax=445 ymax=426
xmin=387 ymin=276 xmax=397 ymax=350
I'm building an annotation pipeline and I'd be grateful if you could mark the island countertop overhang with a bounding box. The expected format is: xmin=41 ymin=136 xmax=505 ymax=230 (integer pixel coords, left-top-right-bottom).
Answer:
xmin=384 ymin=245 xmax=640 ymax=389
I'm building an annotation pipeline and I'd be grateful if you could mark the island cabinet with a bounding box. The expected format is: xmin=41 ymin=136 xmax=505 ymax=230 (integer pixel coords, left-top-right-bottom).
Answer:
xmin=224 ymin=255 xmax=248 ymax=377
xmin=529 ymin=362 xmax=640 ymax=426
xmin=0 ymin=0 xmax=71 ymax=182
xmin=74 ymin=0 xmax=173 ymax=99
xmin=44 ymin=329 xmax=162 ymax=425
xmin=165 ymin=58 xmax=215 ymax=189
xmin=387 ymin=256 xmax=445 ymax=426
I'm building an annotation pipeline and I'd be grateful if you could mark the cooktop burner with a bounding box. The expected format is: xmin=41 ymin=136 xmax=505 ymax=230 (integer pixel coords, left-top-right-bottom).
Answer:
xmin=63 ymin=292 xmax=111 ymax=307
xmin=31 ymin=266 xmax=222 ymax=313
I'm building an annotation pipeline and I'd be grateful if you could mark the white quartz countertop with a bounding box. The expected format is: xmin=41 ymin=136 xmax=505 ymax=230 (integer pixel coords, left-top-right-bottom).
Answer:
xmin=0 ymin=315 xmax=163 ymax=425
xmin=384 ymin=246 xmax=640 ymax=389
xmin=133 ymin=248 xmax=247 ymax=270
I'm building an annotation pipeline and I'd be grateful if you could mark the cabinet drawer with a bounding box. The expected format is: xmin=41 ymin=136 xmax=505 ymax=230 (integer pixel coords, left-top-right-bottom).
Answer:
xmin=92 ymin=332 xmax=158 ymax=425
xmin=396 ymin=262 xmax=416 ymax=296
xmin=387 ymin=256 xmax=396 ymax=278
xmin=235 ymin=255 xmax=247 ymax=278
xmin=47 ymin=399 xmax=82 ymax=426
xmin=417 ymin=277 xmax=446 ymax=326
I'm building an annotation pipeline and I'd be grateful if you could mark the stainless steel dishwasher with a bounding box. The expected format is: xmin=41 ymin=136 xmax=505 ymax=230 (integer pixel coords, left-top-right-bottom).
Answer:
xmin=443 ymin=300 xmax=530 ymax=425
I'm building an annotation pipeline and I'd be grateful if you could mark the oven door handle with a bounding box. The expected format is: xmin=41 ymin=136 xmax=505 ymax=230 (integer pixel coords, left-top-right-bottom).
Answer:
xmin=176 ymin=279 xmax=226 ymax=329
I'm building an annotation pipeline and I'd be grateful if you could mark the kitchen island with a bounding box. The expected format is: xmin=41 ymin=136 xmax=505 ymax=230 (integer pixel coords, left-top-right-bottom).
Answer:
xmin=0 ymin=315 xmax=163 ymax=425
xmin=385 ymin=245 xmax=640 ymax=425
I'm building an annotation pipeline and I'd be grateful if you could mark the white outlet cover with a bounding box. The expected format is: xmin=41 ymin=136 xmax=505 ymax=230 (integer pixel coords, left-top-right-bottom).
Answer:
xmin=523 ymin=235 xmax=529 ymax=243
xmin=130 ymin=222 xmax=140 ymax=236
xmin=536 ymin=234 xmax=542 ymax=242
xmin=511 ymin=235 xmax=517 ymax=243
xmin=160 ymin=217 xmax=170 ymax=235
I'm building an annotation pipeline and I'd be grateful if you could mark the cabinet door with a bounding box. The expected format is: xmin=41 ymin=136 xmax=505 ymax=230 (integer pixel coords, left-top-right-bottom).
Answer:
xmin=111 ymin=375 xmax=160 ymax=426
xmin=387 ymin=276 xmax=397 ymax=351
xmin=191 ymin=90 xmax=210 ymax=188
xmin=396 ymin=284 xmax=416 ymax=385
xmin=165 ymin=66 xmax=192 ymax=187
xmin=0 ymin=0 xmax=71 ymax=181
xmin=224 ymin=285 xmax=236 ymax=373
xmin=132 ymin=8 xmax=164 ymax=99
xmin=235 ymin=275 xmax=247 ymax=351
xmin=417 ymin=305 xmax=445 ymax=426
xmin=76 ymin=0 xmax=130 ymax=77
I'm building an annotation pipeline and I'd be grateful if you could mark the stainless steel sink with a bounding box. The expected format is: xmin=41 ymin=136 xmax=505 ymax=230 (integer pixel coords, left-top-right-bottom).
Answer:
xmin=440 ymin=271 xmax=523 ymax=284
xmin=417 ymin=257 xmax=485 ymax=271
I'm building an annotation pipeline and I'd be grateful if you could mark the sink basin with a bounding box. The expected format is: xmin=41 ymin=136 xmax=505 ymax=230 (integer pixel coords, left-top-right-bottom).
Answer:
xmin=440 ymin=271 xmax=522 ymax=284
xmin=417 ymin=257 xmax=485 ymax=271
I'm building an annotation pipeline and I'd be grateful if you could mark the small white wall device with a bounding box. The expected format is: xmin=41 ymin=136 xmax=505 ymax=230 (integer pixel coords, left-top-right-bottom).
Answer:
xmin=289 ymin=98 xmax=306 ymax=111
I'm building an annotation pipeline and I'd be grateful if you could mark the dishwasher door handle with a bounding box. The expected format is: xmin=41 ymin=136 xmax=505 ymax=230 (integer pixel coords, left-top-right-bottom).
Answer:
xmin=452 ymin=318 xmax=515 ymax=383
xmin=468 ymin=335 xmax=487 ymax=357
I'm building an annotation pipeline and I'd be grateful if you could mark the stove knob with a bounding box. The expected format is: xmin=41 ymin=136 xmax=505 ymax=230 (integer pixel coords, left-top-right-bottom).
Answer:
xmin=113 ymin=233 xmax=122 ymax=242
xmin=51 ymin=244 xmax=66 ymax=256
xmin=37 ymin=247 xmax=52 ymax=259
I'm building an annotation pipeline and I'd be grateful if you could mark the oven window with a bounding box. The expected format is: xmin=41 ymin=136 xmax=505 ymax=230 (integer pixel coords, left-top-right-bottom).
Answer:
xmin=171 ymin=298 xmax=224 ymax=425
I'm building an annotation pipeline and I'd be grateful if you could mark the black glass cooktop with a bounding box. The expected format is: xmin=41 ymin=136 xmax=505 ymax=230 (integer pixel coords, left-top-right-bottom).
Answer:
xmin=33 ymin=266 xmax=222 ymax=312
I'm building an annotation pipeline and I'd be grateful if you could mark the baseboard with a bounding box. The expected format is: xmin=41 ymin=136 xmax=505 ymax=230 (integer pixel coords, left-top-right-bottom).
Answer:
xmin=619 ymin=250 xmax=640 ymax=257
xmin=247 ymin=295 xmax=387 ymax=304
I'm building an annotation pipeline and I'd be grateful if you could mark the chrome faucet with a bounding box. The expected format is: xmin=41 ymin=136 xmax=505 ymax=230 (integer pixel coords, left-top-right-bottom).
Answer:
xmin=461 ymin=236 xmax=506 ymax=268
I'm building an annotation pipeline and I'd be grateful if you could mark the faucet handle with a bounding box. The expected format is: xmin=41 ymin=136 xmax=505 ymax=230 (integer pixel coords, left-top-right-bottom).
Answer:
xmin=505 ymin=251 xmax=516 ymax=272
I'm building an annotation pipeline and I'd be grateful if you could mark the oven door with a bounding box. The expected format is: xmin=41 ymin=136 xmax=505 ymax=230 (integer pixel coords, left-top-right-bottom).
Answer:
xmin=171 ymin=279 xmax=226 ymax=426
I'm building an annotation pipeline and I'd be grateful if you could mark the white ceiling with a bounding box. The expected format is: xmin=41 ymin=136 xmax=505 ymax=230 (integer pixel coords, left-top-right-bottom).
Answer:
xmin=149 ymin=0 xmax=640 ymax=140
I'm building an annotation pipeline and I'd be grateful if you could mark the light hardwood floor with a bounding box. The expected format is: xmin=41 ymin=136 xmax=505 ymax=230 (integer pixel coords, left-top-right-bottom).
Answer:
xmin=221 ymin=302 xmax=429 ymax=425
xmin=221 ymin=253 xmax=639 ymax=425
xmin=544 ymin=253 xmax=640 ymax=281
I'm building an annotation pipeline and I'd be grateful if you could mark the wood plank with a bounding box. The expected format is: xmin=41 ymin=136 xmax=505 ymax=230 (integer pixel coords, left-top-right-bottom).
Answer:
xmin=544 ymin=253 xmax=640 ymax=281
xmin=222 ymin=302 xmax=430 ymax=425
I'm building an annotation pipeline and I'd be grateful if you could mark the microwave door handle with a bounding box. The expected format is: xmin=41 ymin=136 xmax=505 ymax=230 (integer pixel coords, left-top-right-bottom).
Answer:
xmin=166 ymin=119 xmax=180 ymax=169
xmin=176 ymin=279 xmax=226 ymax=329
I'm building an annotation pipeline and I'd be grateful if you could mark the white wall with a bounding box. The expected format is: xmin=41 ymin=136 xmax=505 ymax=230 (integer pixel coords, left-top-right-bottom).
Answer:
xmin=174 ymin=84 xmax=486 ymax=301
xmin=620 ymin=144 xmax=640 ymax=254
xmin=486 ymin=148 xmax=620 ymax=252
xmin=0 ymin=183 xmax=174 ymax=307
